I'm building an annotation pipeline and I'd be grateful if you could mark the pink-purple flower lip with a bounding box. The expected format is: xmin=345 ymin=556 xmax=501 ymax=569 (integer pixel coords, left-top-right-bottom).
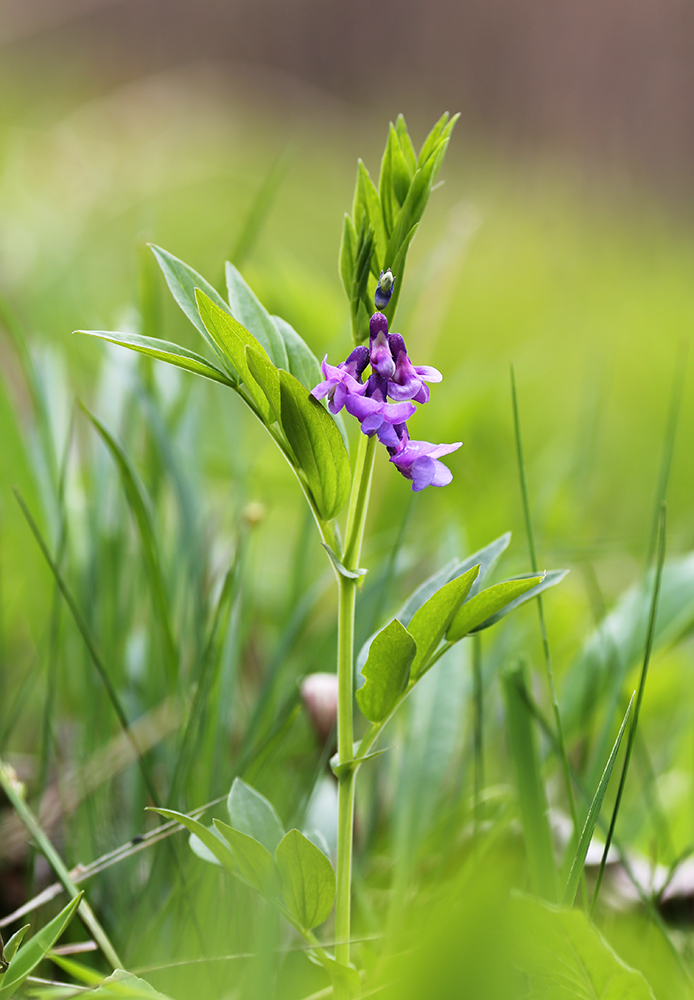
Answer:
xmin=389 ymin=437 xmax=462 ymax=491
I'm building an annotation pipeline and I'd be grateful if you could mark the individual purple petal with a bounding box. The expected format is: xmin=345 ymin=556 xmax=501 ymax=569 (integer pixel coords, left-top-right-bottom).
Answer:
xmin=413 ymin=365 xmax=442 ymax=383
xmin=369 ymin=312 xmax=389 ymax=339
xmin=370 ymin=329 xmax=395 ymax=379
xmin=428 ymin=460 xmax=454 ymax=488
xmin=361 ymin=412 xmax=384 ymax=435
xmin=410 ymin=456 xmax=438 ymax=491
xmin=413 ymin=383 xmax=429 ymax=404
xmin=375 ymin=421 xmax=401 ymax=448
xmin=380 ymin=400 xmax=417 ymax=424
xmin=344 ymin=393 xmax=383 ymax=421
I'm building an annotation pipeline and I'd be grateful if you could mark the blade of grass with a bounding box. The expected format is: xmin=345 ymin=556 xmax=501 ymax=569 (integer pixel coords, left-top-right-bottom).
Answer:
xmin=591 ymin=502 xmax=667 ymax=915
xmin=501 ymin=658 xmax=557 ymax=902
xmin=510 ymin=365 xmax=582 ymax=898
xmin=80 ymin=404 xmax=178 ymax=687
xmin=0 ymin=760 xmax=123 ymax=969
xmin=562 ymin=692 xmax=633 ymax=906
xmin=12 ymin=487 xmax=160 ymax=806
xmin=645 ymin=344 xmax=686 ymax=569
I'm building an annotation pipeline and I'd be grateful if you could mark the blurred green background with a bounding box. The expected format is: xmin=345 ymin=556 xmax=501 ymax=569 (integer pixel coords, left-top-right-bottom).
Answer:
xmin=1 ymin=4 xmax=694 ymax=997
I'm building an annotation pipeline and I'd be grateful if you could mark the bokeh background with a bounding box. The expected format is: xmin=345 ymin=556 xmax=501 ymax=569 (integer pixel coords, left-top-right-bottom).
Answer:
xmin=2 ymin=3 xmax=694 ymax=996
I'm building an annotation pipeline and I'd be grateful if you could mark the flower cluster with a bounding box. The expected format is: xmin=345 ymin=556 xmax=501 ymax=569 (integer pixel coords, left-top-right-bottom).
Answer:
xmin=311 ymin=273 xmax=461 ymax=491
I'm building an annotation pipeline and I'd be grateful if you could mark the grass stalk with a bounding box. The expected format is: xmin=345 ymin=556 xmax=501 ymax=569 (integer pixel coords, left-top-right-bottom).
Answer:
xmin=591 ymin=502 xmax=667 ymax=915
xmin=510 ymin=366 xmax=582 ymax=897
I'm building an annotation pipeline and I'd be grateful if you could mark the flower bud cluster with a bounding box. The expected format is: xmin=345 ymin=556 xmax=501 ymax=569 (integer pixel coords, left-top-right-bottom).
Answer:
xmin=311 ymin=295 xmax=461 ymax=491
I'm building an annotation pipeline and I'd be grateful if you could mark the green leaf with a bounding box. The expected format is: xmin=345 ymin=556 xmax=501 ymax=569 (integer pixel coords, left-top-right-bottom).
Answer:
xmin=356 ymin=619 xmax=416 ymax=722
xmin=148 ymin=808 xmax=235 ymax=874
xmin=81 ymin=406 xmax=177 ymax=684
xmin=351 ymin=217 xmax=375 ymax=342
xmin=226 ymin=777 xmax=285 ymax=854
xmin=74 ymin=330 xmax=237 ymax=388
xmin=225 ymin=263 xmax=288 ymax=369
xmin=0 ymin=894 xmax=81 ymax=1000
xmin=275 ymin=829 xmax=336 ymax=930
xmin=395 ymin=113 xmax=417 ymax=175
xmin=245 ymin=345 xmax=281 ymax=422
xmin=195 ymin=289 xmax=273 ymax=423
xmin=380 ymin=123 xmax=412 ymax=235
xmin=278 ymin=369 xmax=351 ymax=521
xmin=214 ymin=820 xmax=282 ymax=898
xmin=417 ymin=112 xmax=456 ymax=167
xmin=353 ymin=159 xmax=386 ymax=270
xmin=470 ymin=569 xmax=568 ymax=632
xmin=150 ymin=244 xmax=234 ymax=371
xmin=271 ymin=315 xmax=323 ymax=391
xmin=339 ymin=213 xmax=357 ymax=300
xmin=562 ymin=694 xmax=634 ymax=907
xmin=447 ymin=574 xmax=544 ymax=642
xmin=356 ymin=533 xmax=511 ymax=676
xmin=408 ymin=565 xmax=480 ymax=680
xmin=1 ymin=928 xmax=28 ymax=968
xmin=513 ymin=896 xmax=656 ymax=999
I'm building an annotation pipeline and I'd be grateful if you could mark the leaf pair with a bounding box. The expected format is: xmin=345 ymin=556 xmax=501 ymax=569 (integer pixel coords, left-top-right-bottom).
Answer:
xmin=356 ymin=532 xmax=566 ymax=727
xmin=340 ymin=113 xmax=459 ymax=342
xmin=356 ymin=564 xmax=479 ymax=723
xmin=152 ymin=778 xmax=335 ymax=932
xmin=77 ymin=246 xmax=350 ymax=523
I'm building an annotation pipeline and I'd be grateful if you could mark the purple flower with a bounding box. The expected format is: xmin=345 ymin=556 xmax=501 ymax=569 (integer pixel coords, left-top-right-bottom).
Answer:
xmin=387 ymin=333 xmax=442 ymax=404
xmin=369 ymin=313 xmax=395 ymax=379
xmin=388 ymin=430 xmax=462 ymax=491
xmin=311 ymin=351 xmax=368 ymax=414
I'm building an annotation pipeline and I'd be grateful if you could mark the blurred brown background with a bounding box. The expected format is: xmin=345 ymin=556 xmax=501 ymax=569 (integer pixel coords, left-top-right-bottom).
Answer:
xmin=2 ymin=0 xmax=694 ymax=194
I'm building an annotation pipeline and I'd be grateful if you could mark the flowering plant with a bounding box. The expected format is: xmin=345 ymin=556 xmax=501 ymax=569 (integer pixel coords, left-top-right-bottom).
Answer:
xmin=77 ymin=115 xmax=563 ymax=998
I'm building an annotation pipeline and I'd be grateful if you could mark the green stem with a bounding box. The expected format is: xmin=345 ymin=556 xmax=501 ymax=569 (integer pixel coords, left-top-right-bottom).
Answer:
xmin=334 ymin=432 xmax=376 ymax=974
xmin=0 ymin=760 xmax=123 ymax=970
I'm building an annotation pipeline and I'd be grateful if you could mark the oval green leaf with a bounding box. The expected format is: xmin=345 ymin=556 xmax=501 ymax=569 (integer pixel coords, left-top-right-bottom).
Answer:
xmin=275 ymin=829 xmax=336 ymax=931
xmin=447 ymin=574 xmax=548 ymax=642
xmin=356 ymin=619 xmax=416 ymax=723
xmin=278 ymin=369 xmax=351 ymax=521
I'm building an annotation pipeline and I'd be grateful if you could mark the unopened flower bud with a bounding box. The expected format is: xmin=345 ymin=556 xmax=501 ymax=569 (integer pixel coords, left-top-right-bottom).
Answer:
xmin=300 ymin=672 xmax=338 ymax=746
xmin=374 ymin=269 xmax=395 ymax=309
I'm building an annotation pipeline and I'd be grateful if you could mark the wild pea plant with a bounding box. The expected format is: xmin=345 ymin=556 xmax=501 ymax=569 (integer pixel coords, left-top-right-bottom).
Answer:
xmin=72 ymin=115 xmax=565 ymax=995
